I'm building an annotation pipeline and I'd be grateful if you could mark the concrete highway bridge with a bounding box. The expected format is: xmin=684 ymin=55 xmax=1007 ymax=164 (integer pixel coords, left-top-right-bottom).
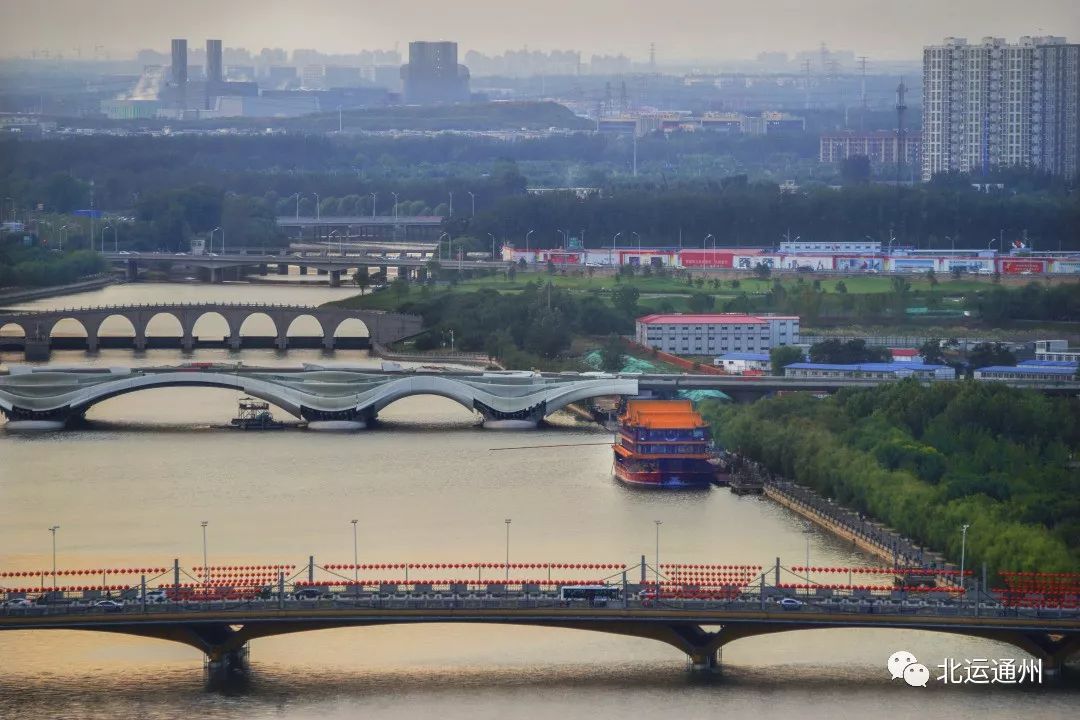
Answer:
xmin=2 ymin=566 xmax=1077 ymax=681
xmin=0 ymin=303 xmax=422 ymax=359
xmin=101 ymin=250 xmax=511 ymax=284
xmin=0 ymin=365 xmax=638 ymax=430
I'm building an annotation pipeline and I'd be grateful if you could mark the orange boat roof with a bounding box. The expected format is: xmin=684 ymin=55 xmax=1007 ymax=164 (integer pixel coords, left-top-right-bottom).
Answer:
xmin=620 ymin=399 xmax=708 ymax=429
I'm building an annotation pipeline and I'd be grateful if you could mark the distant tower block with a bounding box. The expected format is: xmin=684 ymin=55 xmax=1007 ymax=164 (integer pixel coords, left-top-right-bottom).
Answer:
xmin=206 ymin=39 xmax=223 ymax=83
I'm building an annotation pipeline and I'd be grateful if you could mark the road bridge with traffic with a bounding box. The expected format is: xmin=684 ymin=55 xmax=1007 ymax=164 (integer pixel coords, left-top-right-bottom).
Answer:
xmin=100 ymin=251 xmax=511 ymax=284
xmin=2 ymin=557 xmax=1077 ymax=682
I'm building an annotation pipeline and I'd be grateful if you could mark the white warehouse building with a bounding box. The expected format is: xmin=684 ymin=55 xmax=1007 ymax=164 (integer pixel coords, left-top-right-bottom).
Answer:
xmin=635 ymin=313 xmax=800 ymax=355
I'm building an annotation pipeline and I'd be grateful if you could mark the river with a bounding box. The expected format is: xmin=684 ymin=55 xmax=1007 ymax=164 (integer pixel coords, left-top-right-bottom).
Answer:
xmin=0 ymin=282 xmax=1076 ymax=719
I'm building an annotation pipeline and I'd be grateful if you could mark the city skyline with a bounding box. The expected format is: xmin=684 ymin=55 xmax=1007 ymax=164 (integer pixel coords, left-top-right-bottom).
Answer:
xmin=2 ymin=0 xmax=1079 ymax=62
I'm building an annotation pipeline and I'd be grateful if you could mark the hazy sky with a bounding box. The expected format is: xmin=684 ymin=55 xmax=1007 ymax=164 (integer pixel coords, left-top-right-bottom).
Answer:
xmin=3 ymin=0 xmax=1079 ymax=62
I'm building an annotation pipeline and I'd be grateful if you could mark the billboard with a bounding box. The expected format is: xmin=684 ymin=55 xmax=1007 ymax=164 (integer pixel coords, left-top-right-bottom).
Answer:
xmin=1050 ymin=261 xmax=1080 ymax=275
xmin=735 ymin=255 xmax=775 ymax=270
xmin=946 ymin=258 xmax=992 ymax=273
xmin=1000 ymin=259 xmax=1045 ymax=274
xmin=542 ymin=252 xmax=580 ymax=264
xmin=680 ymin=251 xmax=733 ymax=268
xmin=891 ymin=258 xmax=938 ymax=271
xmin=836 ymin=256 xmax=883 ymax=272
xmin=782 ymin=255 xmax=834 ymax=271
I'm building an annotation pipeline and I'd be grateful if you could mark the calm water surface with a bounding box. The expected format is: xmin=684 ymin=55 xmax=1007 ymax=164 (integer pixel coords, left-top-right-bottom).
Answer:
xmin=1 ymin=283 xmax=1076 ymax=719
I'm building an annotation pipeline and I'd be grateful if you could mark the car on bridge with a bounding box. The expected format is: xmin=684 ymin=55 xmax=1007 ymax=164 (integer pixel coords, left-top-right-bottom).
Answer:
xmin=92 ymin=599 xmax=124 ymax=612
xmin=778 ymin=597 xmax=804 ymax=610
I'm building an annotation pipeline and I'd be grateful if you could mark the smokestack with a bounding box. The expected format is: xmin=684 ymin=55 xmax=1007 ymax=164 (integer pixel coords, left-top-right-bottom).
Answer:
xmin=206 ymin=39 xmax=222 ymax=83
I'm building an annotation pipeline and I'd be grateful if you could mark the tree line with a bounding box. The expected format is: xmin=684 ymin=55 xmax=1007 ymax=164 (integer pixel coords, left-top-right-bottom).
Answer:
xmin=701 ymin=381 xmax=1080 ymax=577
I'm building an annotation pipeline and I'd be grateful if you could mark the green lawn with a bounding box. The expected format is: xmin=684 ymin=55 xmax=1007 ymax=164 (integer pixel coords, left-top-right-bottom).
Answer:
xmin=327 ymin=271 xmax=995 ymax=312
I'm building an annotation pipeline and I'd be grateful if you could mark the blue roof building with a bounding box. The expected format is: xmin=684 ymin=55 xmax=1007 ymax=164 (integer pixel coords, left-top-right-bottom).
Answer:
xmin=784 ymin=362 xmax=956 ymax=380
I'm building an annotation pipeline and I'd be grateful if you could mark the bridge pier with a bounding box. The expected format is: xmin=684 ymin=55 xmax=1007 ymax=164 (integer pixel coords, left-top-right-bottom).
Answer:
xmin=182 ymin=333 xmax=195 ymax=353
xmin=277 ymin=263 xmax=288 ymax=275
xmin=258 ymin=264 xmax=268 ymax=276
xmin=329 ymin=270 xmax=341 ymax=287
xmin=299 ymin=266 xmax=308 ymax=276
xmin=275 ymin=334 xmax=288 ymax=351
xmin=210 ymin=268 xmax=222 ymax=284
xmin=205 ymin=645 xmax=251 ymax=688
xmin=86 ymin=333 xmax=100 ymax=353
xmin=687 ymin=648 xmax=720 ymax=672
xmin=317 ymin=268 xmax=328 ymax=276
xmin=227 ymin=336 xmax=242 ymax=352
xmin=125 ymin=259 xmax=138 ymax=281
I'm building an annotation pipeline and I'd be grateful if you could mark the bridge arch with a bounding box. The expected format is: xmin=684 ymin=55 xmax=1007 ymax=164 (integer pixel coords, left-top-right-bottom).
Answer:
xmin=189 ymin=311 xmax=234 ymax=342
xmin=237 ymin=312 xmax=278 ymax=337
xmin=0 ymin=322 xmax=26 ymax=338
xmin=95 ymin=314 xmax=137 ymax=338
xmin=47 ymin=317 xmax=88 ymax=339
xmin=145 ymin=312 xmax=183 ymax=339
xmin=332 ymin=317 xmax=369 ymax=338
xmin=285 ymin=314 xmax=325 ymax=337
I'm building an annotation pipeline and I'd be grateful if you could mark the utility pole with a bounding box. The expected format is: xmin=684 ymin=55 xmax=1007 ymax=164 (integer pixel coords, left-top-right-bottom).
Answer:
xmin=959 ymin=523 xmax=970 ymax=604
xmin=351 ymin=519 xmax=359 ymax=584
xmin=654 ymin=520 xmax=662 ymax=594
xmin=504 ymin=518 xmax=512 ymax=581
xmin=200 ymin=521 xmax=209 ymax=599
xmin=49 ymin=525 xmax=59 ymax=588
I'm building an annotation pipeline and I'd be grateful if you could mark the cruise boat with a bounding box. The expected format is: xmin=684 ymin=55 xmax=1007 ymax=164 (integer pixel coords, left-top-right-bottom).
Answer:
xmin=612 ymin=400 xmax=717 ymax=488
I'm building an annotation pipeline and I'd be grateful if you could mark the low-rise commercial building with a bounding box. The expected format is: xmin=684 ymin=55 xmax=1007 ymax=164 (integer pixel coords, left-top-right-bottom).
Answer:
xmin=636 ymin=314 xmax=799 ymax=355
xmin=713 ymin=352 xmax=771 ymax=373
xmin=783 ymin=362 xmax=956 ymax=380
xmin=974 ymin=360 xmax=1078 ymax=381
xmin=1034 ymin=340 xmax=1080 ymax=363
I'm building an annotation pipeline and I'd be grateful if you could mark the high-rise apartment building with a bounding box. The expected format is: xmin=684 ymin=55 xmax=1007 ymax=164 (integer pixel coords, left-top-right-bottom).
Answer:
xmin=170 ymin=38 xmax=188 ymax=87
xmin=206 ymin=39 xmax=223 ymax=83
xmin=401 ymin=41 xmax=470 ymax=104
xmin=922 ymin=36 xmax=1080 ymax=181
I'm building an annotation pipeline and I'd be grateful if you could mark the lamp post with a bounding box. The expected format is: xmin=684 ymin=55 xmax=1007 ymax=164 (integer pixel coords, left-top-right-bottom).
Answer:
xmin=653 ymin=520 xmax=662 ymax=595
xmin=49 ymin=525 xmax=59 ymax=588
xmin=959 ymin=523 xmax=970 ymax=603
xmin=391 ymin=192 xmax=399 ymax=226
xmin=370 ymin=192 xmax=377 ymax=220
xmin=612 ymin=232 xmax=622 ymax=267
xmin=448 ymin=191 xmax=453 ymax=218
xmin=468 ymin=191 xmax=476 ymax=218
xmin=351 ymin=519 xmax=359 ymax=584
xmin=438 ymin=232 xmax=449 ymax=261
xmin=209 ymin=226 xmax=221 ymax=254
xmin=504 ymin=518 xmax=512 ymax=581
xmin=200 ymin=521 xmax=209 ymax=598
xmin=556 ymin=229 xmax=566 ymax=249
xmin=313 ymin=193 xmax=320 ymax=222
xmin=803 ymin=523 xmax=813 ymax=595
xmin=101 ymin=225 xmax=112 ymax=253
xmin=632 ymin=231 xmax=641 ymax=255
xmin=705 ymin=233 xmax=715 ymax=251
xmin=525 ymin=229 xmax=534 ymax=262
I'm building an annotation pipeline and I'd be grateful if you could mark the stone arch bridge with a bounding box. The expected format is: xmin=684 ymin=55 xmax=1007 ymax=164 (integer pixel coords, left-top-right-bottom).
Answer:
xmin=0 ymin=303 xmax=422 ymax=356
xmin=0 ymin=366 xmax=638 ymax=430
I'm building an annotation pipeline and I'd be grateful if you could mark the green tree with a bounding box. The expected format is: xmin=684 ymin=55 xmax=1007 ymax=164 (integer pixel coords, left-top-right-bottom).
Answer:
xmin=599 ymin=333 xmax=625 ymax=372
xmin=770 ymin=345 xmax=805 ymax=375
xmin=839 ymin=155 xmax=871 ymax=185
xmin=966 ymin=342 xmax=1016 ymax=369
xmin=918 ymin=338 xmax=946 ymax=365
xmin=611 ymin=284 xmax=640 ymax=318
xmin=687 ymin=292 xmax=716 ymax=313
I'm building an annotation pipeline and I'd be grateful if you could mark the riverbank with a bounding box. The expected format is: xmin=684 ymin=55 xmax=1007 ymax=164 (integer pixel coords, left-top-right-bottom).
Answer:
xmin=0 ymin=275 xmax=116 ymax=307
xmin=763 ymin=478 xmax=948 ymax=570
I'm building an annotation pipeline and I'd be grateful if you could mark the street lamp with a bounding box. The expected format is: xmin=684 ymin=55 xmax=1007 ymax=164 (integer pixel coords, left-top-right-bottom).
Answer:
xmin=438 ymin=232 xmax=449 ymax=261
xmin=100 ymin=225 xmax=112 ymax=253
xmin=705 ymin=233 xmax=715 ymax=252
xmin=525 ymin=229 xmax=535 ymax=261
xmin=654 ymin=520 xmax=662 ymax=594
xmin=448 ymin=191 xmax=454 ymax=218
xmin=959 ymin=523 xmax=970 ymax=603
xmin=370 ymin=192 xmax=377 ymax=220
xmin=632 ymin=231 xmax=641 ymax=255
xmin=488 ymin=232 xmax=497 ymax=260
xmin=313 ymin=192 xmax=320 ymax=222
xmin=468 ymin=191 xmax=476 ymax=218
xmin=391 ymin=192 xmax=399 ymax=224
xmin=556 ymin=229 xmax=567 ymax=248
xmin=504 ymin=518 xmax=512 ymax=581
xmin=209 ymin=226 xmax=221 ymax=254
xmin=201 ymin=521 xmax=209 ymax=598
xmin=49 ymin=525 xmax=60 ymax=588
xmin=351 ymin=519 xmax=359 ymax=584
xmin=802 ymin=523 xmax=813 ymax=595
